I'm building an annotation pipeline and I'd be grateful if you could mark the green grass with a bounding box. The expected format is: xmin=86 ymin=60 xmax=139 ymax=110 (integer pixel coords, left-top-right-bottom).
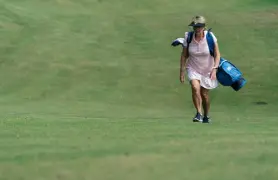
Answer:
xmin=1 ymin=0 xmax=278 ymax=179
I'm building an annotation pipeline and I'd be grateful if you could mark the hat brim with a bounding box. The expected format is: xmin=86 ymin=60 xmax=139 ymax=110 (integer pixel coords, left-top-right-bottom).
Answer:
xmin=188 ymin=22 xmax=205 ymax=27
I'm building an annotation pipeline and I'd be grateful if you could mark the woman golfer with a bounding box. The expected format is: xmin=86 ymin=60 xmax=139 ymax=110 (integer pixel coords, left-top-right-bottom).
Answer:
xmin=180 ymin=15 xmax=221 ymax=123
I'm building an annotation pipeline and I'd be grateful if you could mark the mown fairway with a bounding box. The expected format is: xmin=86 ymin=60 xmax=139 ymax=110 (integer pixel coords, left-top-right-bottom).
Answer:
xmin=1 ymin=0 xmax=278 ymax=179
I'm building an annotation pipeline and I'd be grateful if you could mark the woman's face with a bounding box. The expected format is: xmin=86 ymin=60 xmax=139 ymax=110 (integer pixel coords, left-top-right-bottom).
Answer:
xmin=194 ymin=26 xmax=205 ymax=34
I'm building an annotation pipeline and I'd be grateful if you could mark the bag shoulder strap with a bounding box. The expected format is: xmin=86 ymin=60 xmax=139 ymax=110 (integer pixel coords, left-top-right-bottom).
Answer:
xmin=206 ymin=28 xmax=215 ymax=57
xmin=186 ymin=31 xmax=194 ymax=54
xmin=186 ymin=31 xmax=194 ymax=47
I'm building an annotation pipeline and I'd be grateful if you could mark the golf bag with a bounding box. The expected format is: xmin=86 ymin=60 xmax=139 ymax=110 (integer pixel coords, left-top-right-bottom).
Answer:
xmin=171 ymin=29 xmax=247 ymax=91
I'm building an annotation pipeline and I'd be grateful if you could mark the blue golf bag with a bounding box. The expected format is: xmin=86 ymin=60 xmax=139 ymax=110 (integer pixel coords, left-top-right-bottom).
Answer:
xmin=171 ymin=29 xmax=247 ymax=91
xmin=216 ymin=58 xmax=246 ymax=91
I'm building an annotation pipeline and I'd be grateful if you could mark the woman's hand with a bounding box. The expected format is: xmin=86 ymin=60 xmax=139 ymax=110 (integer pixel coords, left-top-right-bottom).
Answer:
xmin=180 ymin=71 xmax=185 ymax=83
xmin=210 ymin=68 xmax=217 ymax=80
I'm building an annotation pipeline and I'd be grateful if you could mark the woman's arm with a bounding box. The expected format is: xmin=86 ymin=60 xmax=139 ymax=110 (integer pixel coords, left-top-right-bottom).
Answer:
xmin=180 ymin=47 xmax=189 ymax=83
xmin=213 ymin=42 xmax=221 ymax=68
xmin=210 ymin=42 xmax=221 ymax=80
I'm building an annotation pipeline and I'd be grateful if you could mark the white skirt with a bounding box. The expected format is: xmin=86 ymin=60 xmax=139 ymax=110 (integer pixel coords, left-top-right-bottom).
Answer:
xmin=187 ymin=69 xmax=218 ymax=89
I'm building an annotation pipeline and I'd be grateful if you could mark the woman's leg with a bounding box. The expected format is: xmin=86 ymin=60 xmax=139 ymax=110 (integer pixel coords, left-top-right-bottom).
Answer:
xmin=190 ymin=80 xmax=202 ymax=114
xmin=200 ymin=87 xmax=210 ymax=118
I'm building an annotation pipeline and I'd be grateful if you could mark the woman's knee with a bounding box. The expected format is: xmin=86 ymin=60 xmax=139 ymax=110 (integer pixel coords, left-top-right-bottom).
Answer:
xmin=201 ymin=88 xmax=209 ymax=99
xmin=191 ymin=80 xmax=201 ymax=95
